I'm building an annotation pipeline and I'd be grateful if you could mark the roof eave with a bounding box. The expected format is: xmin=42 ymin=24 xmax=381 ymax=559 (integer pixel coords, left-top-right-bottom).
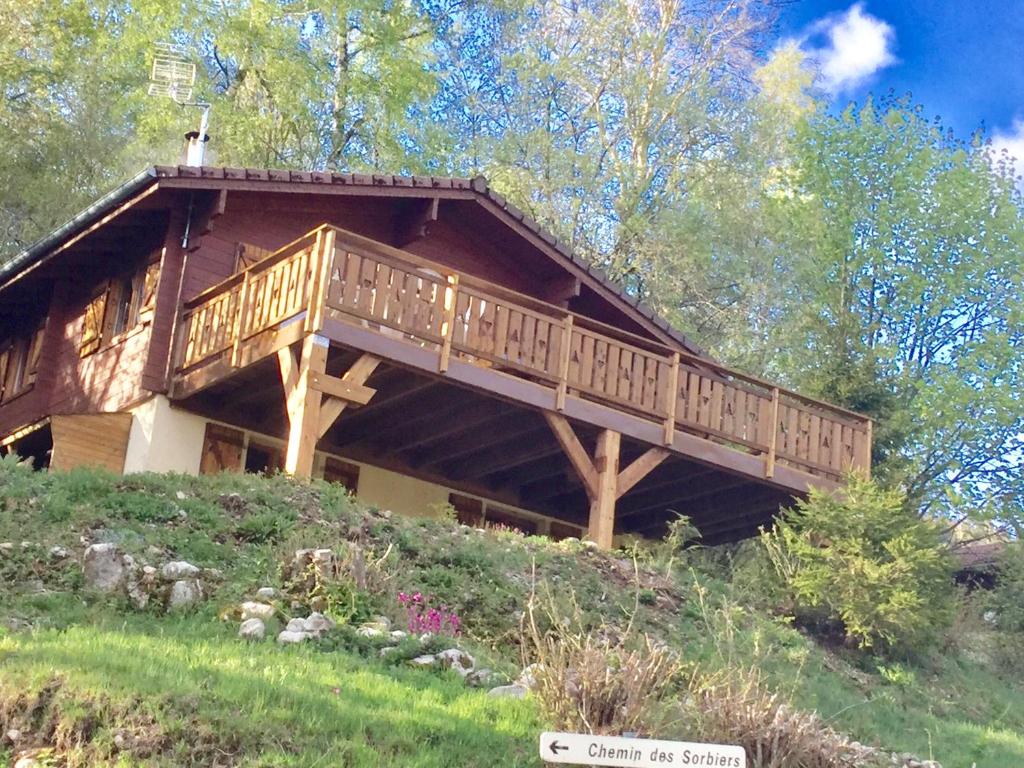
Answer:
xmin=0 ymin=167 xmax=159 ymax=291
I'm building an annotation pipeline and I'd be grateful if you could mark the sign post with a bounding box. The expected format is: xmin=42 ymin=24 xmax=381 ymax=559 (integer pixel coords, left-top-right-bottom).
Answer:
xmin=539 ymin=731 xmax=746 ymax=768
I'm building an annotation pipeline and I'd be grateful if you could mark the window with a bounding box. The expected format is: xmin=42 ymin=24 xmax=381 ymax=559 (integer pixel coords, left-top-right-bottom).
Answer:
xmin=110 ymin=274 xmax=139 ymax=337
xmin=0 ymin=322 xmax=45 ymax=403
xmin=79 ymin=259 xmax=160 ymax=357
xmin=448 ymin=493 xmax=484 ymax=527
xmin=199 ymin=424 xmax=245 ymax=474
xmin=245 ymin=441 xmax=284 ymax=475
xmin=323 ymin=457 xmax=360 ymax=492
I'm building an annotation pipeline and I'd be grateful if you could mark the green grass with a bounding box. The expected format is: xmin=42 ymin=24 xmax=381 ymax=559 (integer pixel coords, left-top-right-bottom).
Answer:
xmin=1 ymin=459 xmax=1023 ymax=766
xmin=0 ymin=611 xmax=540 ymax=767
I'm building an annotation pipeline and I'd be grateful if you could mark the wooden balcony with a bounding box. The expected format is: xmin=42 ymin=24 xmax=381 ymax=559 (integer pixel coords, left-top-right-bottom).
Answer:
xmin=170 ymin=224 xmax=871 ymax=538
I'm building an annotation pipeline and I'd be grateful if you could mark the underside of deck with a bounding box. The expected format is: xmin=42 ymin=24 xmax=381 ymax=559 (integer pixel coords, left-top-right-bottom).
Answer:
xmin=175 ymin=342 xmax=794 ymax=544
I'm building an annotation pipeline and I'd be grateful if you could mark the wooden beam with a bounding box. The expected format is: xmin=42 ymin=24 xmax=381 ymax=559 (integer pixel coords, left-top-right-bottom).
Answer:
xmin=283 ymin=334 xmax=328 ymax=477
xmin=445 ymin=431 xmax=561 ymax=481
xmin=394 ymin=196 xmax=440 ymax=246
xmin=315 ymin=353 xmax=381 ymax=438
xmin=616 ymin=447 xmax=670 ymax=499
xmin=539 ymin=274 xmax=581 ymax=308
xmin=309 ymin=372 xmax=375 ymax=405
xmin=587 ymin=429 xmax=621 ymax=549
xmin=617 ymin=477 xmax=750 ymax=519
xmin=395 ymin=403 xmax=513 ymax=457
xmin=543 ymin=413 xmax=597 ymax=499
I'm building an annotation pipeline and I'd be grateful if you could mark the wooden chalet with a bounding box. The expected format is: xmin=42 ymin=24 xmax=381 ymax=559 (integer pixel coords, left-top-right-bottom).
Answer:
xmin=0 ymin=166 xmax=872 ymax=547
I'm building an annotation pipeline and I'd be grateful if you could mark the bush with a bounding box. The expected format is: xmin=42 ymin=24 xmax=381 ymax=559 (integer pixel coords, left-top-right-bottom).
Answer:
xmin=987 ymin=542 xmax=1024 ymax=633
xmin=761 ymin=475 xmax=954 ymax=652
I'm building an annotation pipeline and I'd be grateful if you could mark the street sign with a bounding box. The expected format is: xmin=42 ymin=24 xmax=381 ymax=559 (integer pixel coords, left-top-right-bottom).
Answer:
xmin=539 ymin=731 xmax=746 ymax=768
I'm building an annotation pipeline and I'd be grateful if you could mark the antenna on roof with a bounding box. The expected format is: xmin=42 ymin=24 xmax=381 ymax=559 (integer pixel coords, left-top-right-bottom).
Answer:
xmin=147 ymin=42 xmax=211 ymax=167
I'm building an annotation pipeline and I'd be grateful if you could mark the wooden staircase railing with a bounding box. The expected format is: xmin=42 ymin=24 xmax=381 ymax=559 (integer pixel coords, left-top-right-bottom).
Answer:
xmin=174 ymin=225 xmax=872 ymax=482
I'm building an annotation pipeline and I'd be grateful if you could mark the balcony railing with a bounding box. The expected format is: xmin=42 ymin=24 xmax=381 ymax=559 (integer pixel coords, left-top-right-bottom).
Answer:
xmin=174 ymin=225 xmax=872 ymax=482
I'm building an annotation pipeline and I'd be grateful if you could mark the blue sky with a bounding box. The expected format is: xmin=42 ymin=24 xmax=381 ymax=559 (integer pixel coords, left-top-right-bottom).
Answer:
xmin=776 ymin=1 xmax=1024 ymax=160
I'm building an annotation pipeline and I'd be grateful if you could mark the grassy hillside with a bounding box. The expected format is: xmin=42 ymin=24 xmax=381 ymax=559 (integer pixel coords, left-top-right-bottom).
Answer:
xmin=1 ymin=459 xmax=1022 ymax=767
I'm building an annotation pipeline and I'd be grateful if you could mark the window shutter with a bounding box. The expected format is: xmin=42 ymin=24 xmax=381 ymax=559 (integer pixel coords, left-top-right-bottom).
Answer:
xmin=80 ymin=287 xmax=108 ymax=357
xmin=25 ymin=322 xmax=46 ymax=384
xmin=140 ymin=261 xmax=160 ymax=315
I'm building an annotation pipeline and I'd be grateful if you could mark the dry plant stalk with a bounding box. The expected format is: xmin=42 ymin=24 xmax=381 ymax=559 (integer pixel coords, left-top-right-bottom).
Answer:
xmin=690 ymin=666 xmax=881 ymax=768
xmin=522 ymin=569 xmax=683 ymax=736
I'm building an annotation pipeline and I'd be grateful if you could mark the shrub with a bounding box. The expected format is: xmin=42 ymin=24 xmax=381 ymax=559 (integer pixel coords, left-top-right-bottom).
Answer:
xmin=761 ymin=475 xmax=954 ymax=652
xmin=986 ymin=542 xmax=1024 ymax=633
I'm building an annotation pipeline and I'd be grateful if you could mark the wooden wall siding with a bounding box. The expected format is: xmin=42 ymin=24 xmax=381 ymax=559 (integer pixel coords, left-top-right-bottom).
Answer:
xmin=50 ymin=412 xmax=132 ymax=472
xmin=141 ymin=210 xmax=187 ymax=392
xmin=171 ymin=224 xmax=872 ymax=484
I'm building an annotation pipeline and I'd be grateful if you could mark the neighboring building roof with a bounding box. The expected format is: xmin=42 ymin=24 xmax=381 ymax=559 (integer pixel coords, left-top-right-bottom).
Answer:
xmin=0 ymin=165 xmax=703 ymax=355
xmin=953 ymin=541 xmax=1006 ymax=573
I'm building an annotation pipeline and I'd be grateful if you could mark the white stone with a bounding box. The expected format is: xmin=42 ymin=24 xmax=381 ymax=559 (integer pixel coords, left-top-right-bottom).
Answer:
xmin=167 ymin=579 xmax=203 ymax=610
xmin=83 ymin=543 xmax=125 ymax=593
xmin=176 ymin=491 xmax=188 ymax=500
xmin=410 ymin=654 xmax=437 ymax=667
xmin=435 ymin=648 xmax=475 ymax=677
xmin=5 ymin=728 xmax=20 ymax=743
xmin=487 ymin=684 xmax=528 ymax=699
xmin=303 ymin=612 xmax=334 ymax=636
xmin=127 ymin=580 xmax=150 ymax=610
xmin=0 ymin=542 xmax=13 ymax=552
xmin=239 ymin=618 xmax=266 ymax=640
xmin=357 ymin=626 xmax=384 ymax=638
xmin=517 ymin=663 xmax=539 ymax=689
xmin=286 ymin=618 xmax=307 ymax=633
xmin=256 ymin=587 xmax=277 ymax=600
xmin=240 ymin=601 xmax=276 ymax=621
xmin=161 ymin=561 xmax=201 ymax=580
xmin=277 ymin=630 xmax=308 ymax=644
xmin=390 ymin=630 xmax=408 ymax=641
xmin=14 ymin=757 xmax=41 ymax=768
xmin=370 ymin=615 xmax=392 ymax=630
xmin=379 ymin=646 xmax=400 ymax=657
xmin=49 ymin=546 xmax=69 ymax=559
xmin=466 ymin=668 xmax=494 ymax=687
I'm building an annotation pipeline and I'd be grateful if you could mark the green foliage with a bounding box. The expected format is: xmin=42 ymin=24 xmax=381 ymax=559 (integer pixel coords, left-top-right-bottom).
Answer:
xmin=762 ymin=476 xmax=955 ymax=651
xmin=986 ymin=543 xmax=1024 ymax=634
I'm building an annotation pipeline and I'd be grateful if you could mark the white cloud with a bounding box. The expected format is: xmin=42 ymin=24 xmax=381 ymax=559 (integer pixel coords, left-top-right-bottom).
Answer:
xmin=991 ymin=118 xmax=1024 ymax=176
xmin=803 ymin=3 xmax=897 ymax=94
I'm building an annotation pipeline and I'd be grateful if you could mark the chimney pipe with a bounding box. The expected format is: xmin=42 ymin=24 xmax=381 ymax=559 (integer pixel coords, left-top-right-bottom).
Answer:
xmin=183 ymin=105 xmax=211 ymax=166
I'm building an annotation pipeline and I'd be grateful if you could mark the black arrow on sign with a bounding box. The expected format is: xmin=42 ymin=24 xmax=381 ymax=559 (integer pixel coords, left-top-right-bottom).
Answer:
xmin=549 ymin=740 xmax=569 ymax=756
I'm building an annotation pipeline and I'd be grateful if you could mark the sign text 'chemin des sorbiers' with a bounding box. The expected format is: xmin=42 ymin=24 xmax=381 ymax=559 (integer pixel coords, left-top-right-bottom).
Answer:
xmin=539 ymin=731 xmax=746 ymax=768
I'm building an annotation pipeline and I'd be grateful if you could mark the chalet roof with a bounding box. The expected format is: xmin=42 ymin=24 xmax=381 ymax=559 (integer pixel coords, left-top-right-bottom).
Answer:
xmin=0 ymin=164 xmax=701 ymax=354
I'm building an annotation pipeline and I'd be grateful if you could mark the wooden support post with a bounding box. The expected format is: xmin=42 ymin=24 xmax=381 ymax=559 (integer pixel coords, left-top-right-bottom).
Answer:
xmin=438 ymin=274 xmax=459 ymax=373
xmin=555 ymin=315 xmax=574 ymax=411
xmin=282 ymin=334 xmax=329 ymax=478
xmin=588 ymin=429 xmax=620 ymax=549
xmin=765 ymin=386 xmax=779 ymax=479
xmin=663 ymin=352 xmax=680 ymax=445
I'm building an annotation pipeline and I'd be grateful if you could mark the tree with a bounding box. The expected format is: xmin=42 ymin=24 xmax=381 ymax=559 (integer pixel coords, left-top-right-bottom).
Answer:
xmin=0 ymin=0 xmax=442 ymax=260
xmin=433 ymin=0 xmax=773 ymax=286
xmin=777 ymin=94 xmax=1024 ymax=529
